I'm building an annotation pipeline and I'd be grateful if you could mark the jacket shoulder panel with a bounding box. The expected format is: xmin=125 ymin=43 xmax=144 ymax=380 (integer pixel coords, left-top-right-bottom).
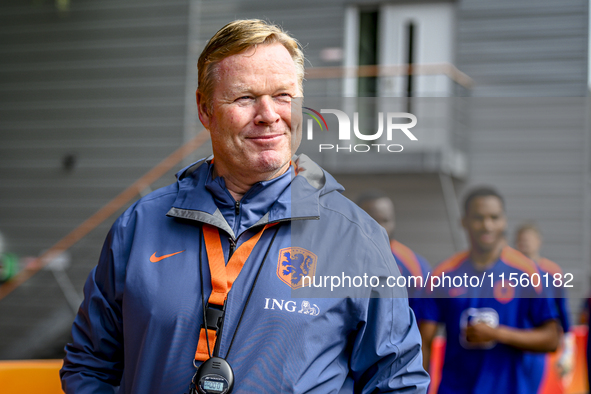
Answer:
xmin=317 ymin=190 xmax=396 ymax=274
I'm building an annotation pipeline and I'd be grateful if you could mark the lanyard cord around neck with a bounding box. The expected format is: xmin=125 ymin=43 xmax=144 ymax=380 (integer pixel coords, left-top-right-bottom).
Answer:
xmin=195 ymin=222 xmax=277 ymax=364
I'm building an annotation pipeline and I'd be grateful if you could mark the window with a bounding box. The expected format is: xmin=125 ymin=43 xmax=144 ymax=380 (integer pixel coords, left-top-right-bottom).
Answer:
xmin=344 ymin=2 xmax=456 ymax=97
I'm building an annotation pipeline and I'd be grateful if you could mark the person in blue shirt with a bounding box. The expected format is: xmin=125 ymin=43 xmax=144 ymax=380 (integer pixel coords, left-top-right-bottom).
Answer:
xmin=515 ymin=222 xmax=574 ymax=393
xmin=357 ymin=191 xmax=433 ymax=369
xmin=60 ymin=19 xmax=429 ymax=393
xmin=421 ymin=187 xmax=560 ymax=394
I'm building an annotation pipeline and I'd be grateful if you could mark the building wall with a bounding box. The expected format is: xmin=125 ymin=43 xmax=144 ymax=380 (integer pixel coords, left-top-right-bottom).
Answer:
xmin=457 ymin=0 xmax=588 ymax=97
xmin=0 ymin=0 xmax=194 ymax=358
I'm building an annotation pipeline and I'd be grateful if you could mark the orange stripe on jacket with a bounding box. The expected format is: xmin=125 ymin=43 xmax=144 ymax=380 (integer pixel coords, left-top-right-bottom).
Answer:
xmin=391 ymin=240 xmax=423 ymax=278
xmin=432 ymin=251 xmax=470 ymax=278
xmin=537 ymin=257 xmax=563 ymax=276
xmin=501 ymin=246 xmax=542 ymax=294
xmin=427 ymin=251 xmax=469 ymax=293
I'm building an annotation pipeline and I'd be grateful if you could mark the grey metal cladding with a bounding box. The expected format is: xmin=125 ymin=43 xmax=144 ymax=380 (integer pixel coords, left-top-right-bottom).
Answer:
xmin=457 ymin=0 xmax=588 ymax=97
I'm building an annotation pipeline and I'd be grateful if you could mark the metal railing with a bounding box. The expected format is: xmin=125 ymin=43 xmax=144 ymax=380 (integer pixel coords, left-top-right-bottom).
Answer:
xmin=305 ymin=62 xmax=474 ymax=90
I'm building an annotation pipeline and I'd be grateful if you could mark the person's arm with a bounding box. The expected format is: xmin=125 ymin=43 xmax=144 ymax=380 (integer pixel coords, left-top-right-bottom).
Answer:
xmin=414 ymin=293 xmax=441 ymax=372
xmin=348 ymin=226 xmax=429 ymax=392
xmin=60 ymin=221 xmax=127 ymax=393
xmin=419 ymin=320 xmax=438 ymax=371
xmin=579 ymin=298 xmax=590 ymax=325
xmin=465 ymin=319 xmax=559 ymax=352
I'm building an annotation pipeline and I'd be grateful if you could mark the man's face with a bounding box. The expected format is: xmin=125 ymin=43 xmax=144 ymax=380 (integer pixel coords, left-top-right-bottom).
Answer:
xmin=462 ymin=196 xmax=506 ymax=253
xmin=360 ymin=197 xmax=395 ymax=239
xmin=515 ymin=229 xmax=541 ymax=258
xmin=197 ymin=43 xmax=301 ymax=178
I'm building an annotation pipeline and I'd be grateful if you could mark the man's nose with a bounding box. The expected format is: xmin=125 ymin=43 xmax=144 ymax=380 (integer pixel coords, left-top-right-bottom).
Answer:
xmin=482 ymin=218 xmax=494 ymax=231
xmin=254 ymin=96 xmax=280 ymax=125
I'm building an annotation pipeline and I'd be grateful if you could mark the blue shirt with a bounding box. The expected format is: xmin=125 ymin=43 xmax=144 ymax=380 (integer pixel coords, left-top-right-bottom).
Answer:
xmin=536 ymin=257 xmax=570 ymax=332
xmin=524 ymin=257 xmax=571 ymax=392
xmin=423 ymin=247 xmax=558 ymax=394
xmin=391 ymin=240 xmax=431 ymax=322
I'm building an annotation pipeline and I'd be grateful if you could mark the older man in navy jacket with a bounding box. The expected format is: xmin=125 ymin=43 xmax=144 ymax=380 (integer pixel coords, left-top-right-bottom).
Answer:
xmin=60 ymin=19 xmax=429 ymax=393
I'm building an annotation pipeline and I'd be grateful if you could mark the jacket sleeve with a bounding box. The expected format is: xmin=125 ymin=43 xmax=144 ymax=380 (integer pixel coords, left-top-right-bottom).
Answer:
xmin=348 ymin=227 xmax=430 ymax=393
xmin=349 ymin=293 xmax=430 ymax=393
xmin=60 ymin=220 xmax=127 ymax=393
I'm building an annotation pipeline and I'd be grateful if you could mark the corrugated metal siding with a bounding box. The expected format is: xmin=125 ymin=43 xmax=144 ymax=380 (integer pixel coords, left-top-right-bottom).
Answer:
xmin=0 ymin=0 xmax=191 ymax=358
xmin=457 ymin=0 xmax=588 ymax=96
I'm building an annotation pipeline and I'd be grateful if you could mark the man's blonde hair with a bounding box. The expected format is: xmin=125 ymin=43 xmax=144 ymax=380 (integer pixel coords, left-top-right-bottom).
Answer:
xmin=197 ymin=19 xmax=304 ymax=108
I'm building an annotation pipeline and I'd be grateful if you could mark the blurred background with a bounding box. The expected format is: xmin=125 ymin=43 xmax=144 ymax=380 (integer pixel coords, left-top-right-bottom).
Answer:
xmin=0 ymin=0 xmax=589 ymax=370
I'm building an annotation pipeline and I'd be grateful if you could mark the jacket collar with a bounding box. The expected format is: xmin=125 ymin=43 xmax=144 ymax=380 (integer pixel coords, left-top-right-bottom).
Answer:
xmin=166 ymin=154 xmax=341 ymax=238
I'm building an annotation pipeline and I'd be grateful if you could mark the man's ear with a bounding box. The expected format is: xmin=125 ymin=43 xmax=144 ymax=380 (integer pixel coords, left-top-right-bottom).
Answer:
xmin=196 ymin=90 xmax=211 ymax=129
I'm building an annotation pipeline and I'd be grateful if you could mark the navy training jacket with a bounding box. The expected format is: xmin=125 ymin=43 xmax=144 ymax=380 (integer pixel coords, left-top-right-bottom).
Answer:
xmin=60 ymin=154 xmax=429 ymax=393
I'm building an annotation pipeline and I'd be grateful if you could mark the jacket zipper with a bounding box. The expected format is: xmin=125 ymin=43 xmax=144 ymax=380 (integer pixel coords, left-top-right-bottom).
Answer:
xmin=228 ymin=237 xmax=236 ymax=259
xmin=229 ymin=201 xmax=240 ymax=259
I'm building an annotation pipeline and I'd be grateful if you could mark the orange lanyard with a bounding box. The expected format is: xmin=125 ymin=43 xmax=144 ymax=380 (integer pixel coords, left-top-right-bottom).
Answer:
xmin=195 ymin=223 xmax=276 ymax=362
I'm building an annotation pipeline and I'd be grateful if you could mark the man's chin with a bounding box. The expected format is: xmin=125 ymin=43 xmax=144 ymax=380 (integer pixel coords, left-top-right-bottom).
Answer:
xmin=475 ymin=242 xmax=502 ymax=254
xmin=250 ymin=154 xmax=290 ymax=177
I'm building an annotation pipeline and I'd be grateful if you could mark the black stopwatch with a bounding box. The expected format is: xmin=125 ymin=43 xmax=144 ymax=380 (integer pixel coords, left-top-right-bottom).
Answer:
xmin=192 ymin=357 xmax=234 ymax=394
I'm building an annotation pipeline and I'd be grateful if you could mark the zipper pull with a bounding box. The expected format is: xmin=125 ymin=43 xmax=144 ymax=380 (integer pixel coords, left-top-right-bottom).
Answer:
xmin=234 ymin=200 xmax=240 ymax=216
xmin=228 ymin=237 xmax=236 ymax=259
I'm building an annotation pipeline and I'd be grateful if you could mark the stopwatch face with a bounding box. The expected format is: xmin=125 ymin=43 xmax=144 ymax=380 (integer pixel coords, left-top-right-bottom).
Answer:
xmin=198 ymin=375 xmax=229 ymax=394
xmin=193 ymin=357 xmax=234 ymax=394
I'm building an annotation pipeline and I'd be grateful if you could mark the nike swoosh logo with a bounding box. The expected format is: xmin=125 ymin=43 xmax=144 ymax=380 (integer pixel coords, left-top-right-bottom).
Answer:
xmin=150 ymin=250 xmax=185 ymax=263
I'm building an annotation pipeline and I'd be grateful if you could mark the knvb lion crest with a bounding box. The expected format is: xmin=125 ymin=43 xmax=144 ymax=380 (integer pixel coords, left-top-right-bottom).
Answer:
xmin=493 ymin=280 xmax=515 ymax=304
xmin=277 ymin=247 xmax=317 ymax=289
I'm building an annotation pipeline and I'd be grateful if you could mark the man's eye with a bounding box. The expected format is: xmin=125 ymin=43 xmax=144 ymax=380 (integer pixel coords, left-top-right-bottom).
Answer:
xmin=236 ymin=96 xmax=253 ymax=101
xmin=275 ymin=93 xmax=292 ymax=101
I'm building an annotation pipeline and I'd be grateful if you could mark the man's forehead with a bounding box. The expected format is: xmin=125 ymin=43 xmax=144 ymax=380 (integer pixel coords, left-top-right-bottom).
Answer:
xmin=467 ymin=196 xmax=505 ymax=214
xmin=364 ymin=198 xmax=393 ymax=212
xmin=211 ymin=49 xmax=298 ymax=97
xmin=216 ymin=43 xmax=296 ymax=72
xmin=215 ymin=72 xmax=297 ymax=92
xmin=518 ymin=229 xmax=540 ymax=238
